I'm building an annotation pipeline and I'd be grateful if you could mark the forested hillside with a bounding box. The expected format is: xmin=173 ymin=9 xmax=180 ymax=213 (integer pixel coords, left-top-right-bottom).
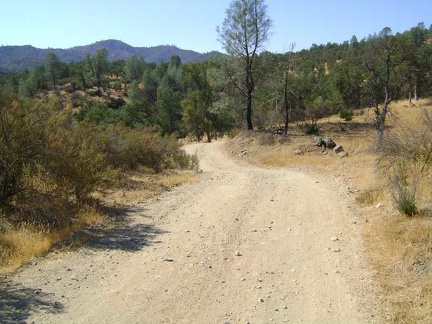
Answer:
xmin=0 ymin=39 xmax=221 ymax=71
xmin=1 ymin=22 xmax=431 ymax=139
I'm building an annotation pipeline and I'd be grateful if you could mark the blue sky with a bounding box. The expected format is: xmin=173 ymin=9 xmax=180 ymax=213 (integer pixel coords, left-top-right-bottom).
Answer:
xmin=2 ymin=0 xmax=431 ymax=53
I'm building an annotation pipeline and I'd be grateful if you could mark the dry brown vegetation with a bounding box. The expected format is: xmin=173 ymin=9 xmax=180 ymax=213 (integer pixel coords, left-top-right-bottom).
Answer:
xmin=0 ymin=170 xmax=197 ymax=274
xmin=0 ymin=90 xmax=199 ymax=273
xmin=0 ymin=205 xmax=103 ymax=273
xmin=227 ymin=99 xmax=432 ymax=323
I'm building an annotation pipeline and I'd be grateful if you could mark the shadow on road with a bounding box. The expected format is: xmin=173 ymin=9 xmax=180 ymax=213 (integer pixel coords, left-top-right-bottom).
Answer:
xmin=0 ymin=205 xmax=167 ymax=322
xmin=56 ymin=205 xmax=168 ymax=252
xmin=0 ymin=281 xmax=64 ymax=324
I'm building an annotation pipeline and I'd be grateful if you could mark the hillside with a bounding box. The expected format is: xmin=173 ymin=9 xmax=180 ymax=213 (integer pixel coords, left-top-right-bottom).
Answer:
xmin=0 ymin=39 xmax=222 ymax=71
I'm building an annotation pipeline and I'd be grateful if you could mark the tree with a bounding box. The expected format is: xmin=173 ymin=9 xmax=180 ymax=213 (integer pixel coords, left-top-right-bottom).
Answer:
xmin=85 ymin=48 xmax=108 ymax=96
xmin=279 ymin=44 xmax=297 ymax=135
xmin=217 ymin=0 xmax=272 ymax=130
xmin=365 ymin=28 xmax=409 ymax=148
xmin=156 ymin=84 xmax=182 ymax=135
xmin=183 ymin=63 xmax=215 ymax=142
xmin=18 ymin=66 xmax=46 ymax=99
xmin=44 ymin=52 xmax=61 ymax=89
xmin=125 ymin=55 xmax=144 ymax=82
xmin=126 ymin=80 xmax=151 ymax=126
xmin=182 ymin=91 xmax=206 ymax=142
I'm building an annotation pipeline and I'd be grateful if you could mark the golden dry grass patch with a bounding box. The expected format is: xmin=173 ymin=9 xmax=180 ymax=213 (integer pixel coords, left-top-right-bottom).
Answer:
xmin=365 ymin=212 xmax=432 ymax=323
xmin=0 ymin=226 xmax=52 ymax=273
xmin=0 ymin=206 xmax=105 ymax=273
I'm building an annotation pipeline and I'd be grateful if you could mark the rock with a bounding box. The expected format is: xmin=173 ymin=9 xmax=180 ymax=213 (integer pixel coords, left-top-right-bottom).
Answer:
xmin=239 ymin=150 xmax=248 ymax=157
xmin=376 ymin=203 xmax=383 ymax=209
xmin=235 ymin=251 xmax=242 ymax=256
xmin=338 ymin=151 xmax=348 ymax=158
xmin=314 ymin=136 xmax=336 ymax=149
xmin=259 ymin=298 xmax=265 ymax=302
xmin=333 ymin=145 xmax=344 ymax=153
xmin=164 ymin=258 xmax=174 ymax=262
xmin=293 ymin=149 xmax=304 ymax=155
xmin=330 ymin=236 xmax=339 ymax=241
xmin=314 ymin=136 xmax=323 ymax=147
xmin=325 ymin=137 xmax=336 ymax=149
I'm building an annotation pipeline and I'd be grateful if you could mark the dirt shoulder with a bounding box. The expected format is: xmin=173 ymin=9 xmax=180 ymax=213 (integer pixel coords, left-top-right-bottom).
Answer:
xmin=1 ymin=140 xmax=378 ymax=323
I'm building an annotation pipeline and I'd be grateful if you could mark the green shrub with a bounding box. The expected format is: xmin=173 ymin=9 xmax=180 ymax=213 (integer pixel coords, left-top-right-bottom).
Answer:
xmin=70 ymin=93 xmax=89 ymax=108
xmin=339 ymin=108 xmax=353 ymax=121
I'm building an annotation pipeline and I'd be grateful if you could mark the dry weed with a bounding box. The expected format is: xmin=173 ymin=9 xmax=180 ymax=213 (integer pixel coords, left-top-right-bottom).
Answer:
xmin=0 ymin=206 xmax=105 ymax=273
xmin=365 ymin=214 xmax=432 ymax=323
xmin=0 ymin=226 xmax=52 ymax=273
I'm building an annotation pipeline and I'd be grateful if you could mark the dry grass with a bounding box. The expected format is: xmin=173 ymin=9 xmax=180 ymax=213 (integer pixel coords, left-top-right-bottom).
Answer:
xmin=0 ymin=170 xmax=197 ymax=273
xmin=231 ymin=99 xmax=432 ymax=322
xmin=102 ymin=170 xmax=197 ymax=207
xmin=0 ymin=226 xmax=52 ymax=272
xmin=0 ymin=206 xmax=103 ymax=274
xmin=365 ymin=214 xmax=432 ymax=323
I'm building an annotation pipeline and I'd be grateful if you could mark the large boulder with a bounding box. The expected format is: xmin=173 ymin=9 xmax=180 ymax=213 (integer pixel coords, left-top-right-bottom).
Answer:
xmin=314 ymin=136 xmax=336 ymax=150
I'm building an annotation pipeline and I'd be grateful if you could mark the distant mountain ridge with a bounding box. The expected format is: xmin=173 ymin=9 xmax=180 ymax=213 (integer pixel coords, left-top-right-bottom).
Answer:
xmin=0 ymin=39 xmax=222 ymax=71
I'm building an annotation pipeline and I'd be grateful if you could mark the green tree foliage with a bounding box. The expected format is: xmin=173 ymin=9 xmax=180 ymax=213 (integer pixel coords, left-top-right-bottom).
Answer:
xmin=156 ymin=84 xmax=183 ymax=135
xmin=108 ymin=59 xmax=126 ymax=79
xmin=182 ymin=90 xmax=208 ymax=142
xmin=18 ymin=66 xmax=46 ymax=99
xmin=217 ymin=0 xmax=272 ymax=130
xmin=85 ymin=48 xmax=108 ymax=96
xmin=183 ymin=62 xmax=215 ymax=141
xmin=75 ymin=102 xmax=129 ymax=125
xmin=44 ymin=52 xmax=61 ymax=89
xmin=126 ymin=80 xmax=152 ymax=125
xmin=125 ymin=55 xmax=145 ymax=82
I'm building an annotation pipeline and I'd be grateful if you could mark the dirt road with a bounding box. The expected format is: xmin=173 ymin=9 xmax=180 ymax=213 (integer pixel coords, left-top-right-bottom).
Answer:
xmin=2 ymin=141 xmax=376 ymax=323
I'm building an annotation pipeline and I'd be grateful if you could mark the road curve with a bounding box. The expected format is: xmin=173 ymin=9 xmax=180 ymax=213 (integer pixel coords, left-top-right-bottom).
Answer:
xmin=4 ymin=140 xmax=374 ymax=323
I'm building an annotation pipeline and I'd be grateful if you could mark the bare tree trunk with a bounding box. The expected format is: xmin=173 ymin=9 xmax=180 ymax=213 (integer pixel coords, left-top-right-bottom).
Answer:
xmin=246 ymin=89 xmax=253 ymax=130
xmin=283 ymin=71 xmax=289 ymax=136
xmin=246 ymin=61 xmax=254 ymax=130
xmin=375 ymin=93 xmax=390 ymax=149
xmin=374 ymin=47 xmax=392 ymax=149
xmin=195 ymin=127 xmax=201 ymax=142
